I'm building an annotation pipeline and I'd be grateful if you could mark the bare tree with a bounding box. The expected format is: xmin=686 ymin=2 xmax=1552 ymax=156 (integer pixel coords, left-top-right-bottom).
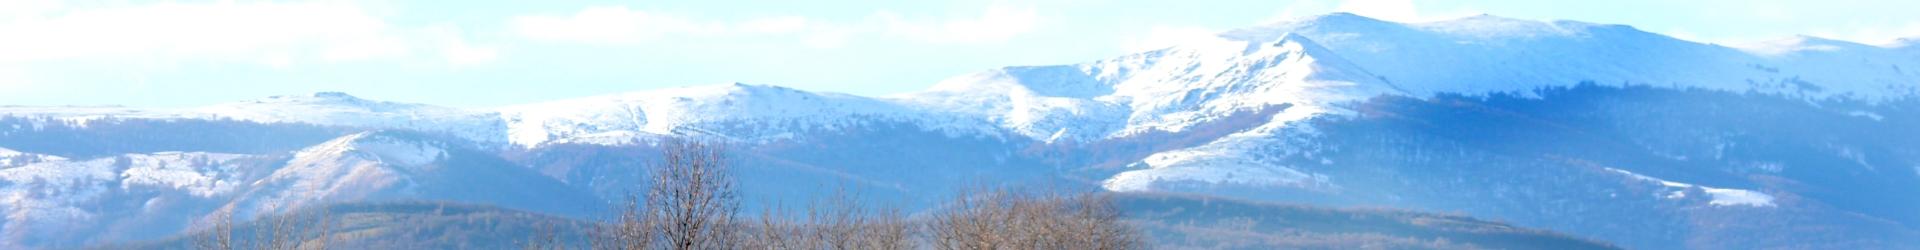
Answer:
xmin=594 ymin=139 xmax=740 ymax=250
xmin=650 ymin=139 xmax=740 ymax=249
xmin=194 ymin=211 xmax=235 ymax=250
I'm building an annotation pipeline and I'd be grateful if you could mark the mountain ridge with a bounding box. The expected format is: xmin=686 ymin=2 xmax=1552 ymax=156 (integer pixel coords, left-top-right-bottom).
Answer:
xmin=6 ymin=13 xmax=1914 ymax=147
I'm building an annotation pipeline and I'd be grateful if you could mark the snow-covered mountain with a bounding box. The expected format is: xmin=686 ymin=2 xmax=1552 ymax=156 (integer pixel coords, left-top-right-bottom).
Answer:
xmin=195 ymin=92 xmax=508 ymax=145
xmin=2 ymin=12 xmax=1919 ymax=249
xmin=0 ymin=131 xmax=599 ymax=248
xmin=0 ymin=92 xmax=505 ymax=145
xmin=497 ymin=83 xmax=1004 ymax=146
xmin=215 ymin=131 xmax=598 ymax=221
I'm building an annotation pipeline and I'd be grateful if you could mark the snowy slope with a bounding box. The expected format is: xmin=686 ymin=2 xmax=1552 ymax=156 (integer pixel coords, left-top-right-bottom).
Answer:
xmin=1602 ymin=168 xmax=1775 ymax=207
xmin=216 ymin=131 xmax=598 ymax=221
xmin=497 ymin=83 xmax=1004 ymax=147
xmin=0 ymin=92 xmax=505 ymax=145
xmin=897 ymin=32 xmax=1393 ymax=142
xmin=0 ymin=147 xmax=64 ymax=167
xmin=0 ymin=106 xmax=189 ymax=129
xmin=0 ymin=150 xmax=259 ymax=248
xmin=221 ymin=131 xmax=451 ymax=218
xmin=906 ymin=13 xmax=1920 ymax=193
xmin=1219 ymin=13 xmax=1919 ymax=99
xmin=195 ymin=92 xmax=506 ymax=145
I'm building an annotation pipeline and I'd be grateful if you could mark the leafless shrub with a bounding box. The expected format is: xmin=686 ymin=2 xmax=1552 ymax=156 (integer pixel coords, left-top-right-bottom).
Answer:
xmin=739 ymin=204 xmax=803 ymax=249
xmin=747 ymin=187 xmax=915 ymax=250
xmin=928 ymin=187 xmax=1144 ymax=250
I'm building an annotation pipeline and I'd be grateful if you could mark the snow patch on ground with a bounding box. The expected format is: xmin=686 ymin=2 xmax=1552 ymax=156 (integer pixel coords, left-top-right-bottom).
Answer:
xmin=0 ymin=160 xmax=118 ymax=219
xmin=0 ymin=148 xmax=66 ymax=167
xmin=0 ymin=151 xmax=255 ymax=232
xmin=1103 ymin=106 xmax=1334 ymax=192
xmin=1604 ymin=168 xmax=1776 ymax=207
xmin=1848 ymin=110 xmax=1885 ymax=121
xmin=1102 ymin=148 xmax=1325 ymax=192
xmin=118 ymin=152 xmax=251 ymax=197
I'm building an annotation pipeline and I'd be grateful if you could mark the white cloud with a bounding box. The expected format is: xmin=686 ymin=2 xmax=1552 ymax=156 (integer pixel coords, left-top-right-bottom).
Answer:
xmin=1265 ymin=0 xmax=1477 ymax=24
xmin=877 ymin=3 xmax=1040 ymax=44
xmin=443 ymin=42 xmax=500 ymax=66
xmin=1119 ymin=26 xmax=1218 ymax=52
xmin=510 ymin=7 xmax=855 ymax=48
xmin=0 ymin=2 xmax=407 ymax=64
xmin=0 ymin=1 xmax=511 ymax=80
xmin=511 ymin=4 xmax=1044 ymax=47
xmin=738 ymin=16 xmax=811 ymax=34
xmin=800 ymin=26 xmax=856 ymax=49
xmin=510 ymin=6 xmax=724 ymax=44
xmin=0 ymin=67 xmax=26 ymax=91
xmin=428 ymin=27 xmax=500 ymax=66
xmin=1262 ymin=0 xmax=1337 ymax=24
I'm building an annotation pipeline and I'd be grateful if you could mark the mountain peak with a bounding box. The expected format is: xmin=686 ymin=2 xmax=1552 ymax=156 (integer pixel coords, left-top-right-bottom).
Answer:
xmin=657 ymin=82 xmax=807 ymax=97
xmin=312 ymin=91 xmax=356 ymax=98
xmin=260 ymin=91 xmax=372 ymax=103
xmin=1221 ymin=12 xmax=1410 ymax=43
xmin=1740 ymin=35 xmax=1876 ymax=55
xmin=1886 ymin=36 xmax=1918 ymax=48
xmin=297 ymin=131 xmax=449 ymax=166
xmin=1303 ymin=12 xmax=1390 ymax=24
xmin=1415 ymin=14 xmax=1633 ymax=39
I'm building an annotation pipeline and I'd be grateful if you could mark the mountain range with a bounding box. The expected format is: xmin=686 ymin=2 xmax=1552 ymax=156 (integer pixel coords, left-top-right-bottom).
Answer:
xmin=4 ymin=12 xmax=1920 ymax=249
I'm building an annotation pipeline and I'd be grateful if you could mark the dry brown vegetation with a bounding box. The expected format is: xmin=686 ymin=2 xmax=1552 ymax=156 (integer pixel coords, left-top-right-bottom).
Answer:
xmin=580 ymin=139 xmax=1145 ymax=250
xmin=927 ymin=187 xmax=1143 ymax=250
xmin=738 ymin=188 xmax=914 ymax=250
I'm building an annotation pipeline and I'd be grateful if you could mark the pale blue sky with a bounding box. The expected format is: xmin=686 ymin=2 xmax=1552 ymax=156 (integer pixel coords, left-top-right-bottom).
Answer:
xmin=1 ymin=0 xmax=1916 ymax=108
